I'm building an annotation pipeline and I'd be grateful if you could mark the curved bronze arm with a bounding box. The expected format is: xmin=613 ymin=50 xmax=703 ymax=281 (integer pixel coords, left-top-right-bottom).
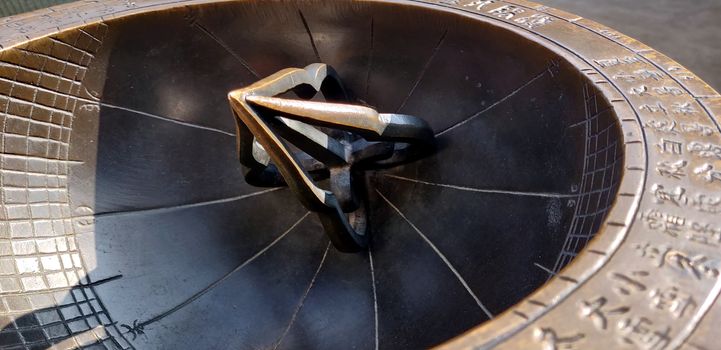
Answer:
xmin=228 ymin=63 xmax=435 ymax=252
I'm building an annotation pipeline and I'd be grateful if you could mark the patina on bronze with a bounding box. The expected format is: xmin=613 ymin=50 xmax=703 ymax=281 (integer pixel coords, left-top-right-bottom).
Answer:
xmin=0 ymin=1 xmax=719 ymax=350
xmin=229 ymin=63 xmax=435 ymax=252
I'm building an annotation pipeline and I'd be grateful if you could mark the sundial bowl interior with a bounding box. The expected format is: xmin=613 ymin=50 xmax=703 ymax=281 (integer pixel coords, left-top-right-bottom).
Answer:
xmin=0 ymin=0 xmax=720 ymax=349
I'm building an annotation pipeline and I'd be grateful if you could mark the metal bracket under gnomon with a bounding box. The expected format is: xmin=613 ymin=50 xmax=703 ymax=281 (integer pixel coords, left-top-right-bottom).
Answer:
xmin=228 ymin=63 xmax=435 ymax=252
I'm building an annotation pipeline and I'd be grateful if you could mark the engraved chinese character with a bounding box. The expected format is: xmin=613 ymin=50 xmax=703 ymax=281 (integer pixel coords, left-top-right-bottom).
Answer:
xmin=656 ymin=139 xmax=683 ymax=155
xmin=630 ymin=85 xmax=650 ymax=96
xmin=610 ymin=271 xmax=649 ymax=295
xmin=687 ymin=142 xmax=721 ymax=160
xmin=668 ymin=66 xmax=695 ymax=81
xmin=579 ymin=296 xmax=629 ymax=330
xmin=691 ymin=193 xmax=721 ymax=213
xmin=463 ymin=0 xmax=495 ymax=10
xmin=665 ymin=250 xmax=720 ymax=280
xmin=599 ymin=29 xmax=622 ymax=40
xmin=656 ymin=160 xmax=687 ymax=179
xmin=671 ymin=102 xmax=697 ymax=115
xmin=651 ymin=184 xmax=687 ymax=206
xmin=644 ymin=120 xmax=676 ymax=135
xmin=533 ymin=328 xmax=585 ymax=350
xmin=652 ymin=86 xmax=684 ymax=96
xmin=649 ymin=286 xmax=696 ymax=318
xmin=635 ymin=69 xmax=664 ymax=81
xmin=613 ymin=72 xmax=637 ymax=82
xmin=594 ymin=56 xmax=640 ymax=68
xmin=488 ymin=5 xmax=524 ymax=19
xmin=688 ymin=222 xmax=721 ymax=247
xmin=681 ymin=122 xmax=714 ymax=137
xmin=642 ymin=210 xmax=685 ymax=237
xmin=693 ymin=164 xmax=721 ymax=183
xmin=640 ymin=102 xmax=668 ymax=115
xmin=617 ymin=317 xmax=670 ymax=350
xmin=514 ymin=14 xmax=554 ymax=29
xmin=634 ymin=242 xmax=671 ymax=267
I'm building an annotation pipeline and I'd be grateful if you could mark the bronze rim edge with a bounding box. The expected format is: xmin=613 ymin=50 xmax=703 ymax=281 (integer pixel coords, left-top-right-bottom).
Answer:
xmin=0 ymin=1 xmax=718 ymax=349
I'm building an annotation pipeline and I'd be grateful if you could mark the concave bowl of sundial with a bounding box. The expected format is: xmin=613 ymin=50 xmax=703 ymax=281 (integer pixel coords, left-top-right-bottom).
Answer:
xmin=0 ymin=1 xmax=720 ymax=349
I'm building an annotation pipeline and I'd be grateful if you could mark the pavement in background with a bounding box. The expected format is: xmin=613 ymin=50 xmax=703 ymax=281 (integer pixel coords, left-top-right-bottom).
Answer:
xmin=1 ymin=0 xmax=719 ymax=90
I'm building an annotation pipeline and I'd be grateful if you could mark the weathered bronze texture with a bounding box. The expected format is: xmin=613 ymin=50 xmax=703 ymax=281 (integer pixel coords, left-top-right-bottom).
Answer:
xmin=0 ymin=1 xmax=719 ymax=350
xmin=229 ymin=63 xmax=435 ymax=252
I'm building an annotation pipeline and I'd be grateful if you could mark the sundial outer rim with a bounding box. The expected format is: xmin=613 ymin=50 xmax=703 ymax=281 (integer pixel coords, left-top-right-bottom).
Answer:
xmin=0 ymin=0 xmax=718 ymax=349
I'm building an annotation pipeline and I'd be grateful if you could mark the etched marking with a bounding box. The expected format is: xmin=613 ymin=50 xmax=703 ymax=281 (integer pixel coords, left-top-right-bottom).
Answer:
xmin=513 ymin=13 xmax=554 ymax=29
xmin=437 ymin=65 xmax=550 ymax=136
xmin=462 ymin=0 xmax=496 ymax=11
xmin=650 ymin=286 xmax=697 ymax=319
xmin=193 ymin=21 xmax=259 ymax=78
xmin=656 ymin=138 xmax=683 ymax=155
xmin=635 ymin=242 xmax=720 ymax=279
xmin=594 ymin=56 xmax=641 ymax=68
xmin=609 ymin=271 xmax=648 ymax=296
xmin=377 ymin=189 xmax=494 ymax=319
xmin=687 ymin=141 xmax=721 ymax=160
xmin=579 ymin=296 xmax=629 ymax=330
xmin=534 ymin=328 xmax=585 ymax=350
xmin=100 ymin=102 xmax=235 ymax=137
xmin=694 ymin=163 xmax=721 ymax=184
xmin=273 ymin=241 xmax=331 ymax=350
xmin=383 ymin=174 xmax=577 ymax=198
xmin=121 ymin=212 xmax=310 ymax=336
xmin=488 ymin=5 xmax=525 ymax=20
xmin=397 ymin=29 xmax=448 ymax=112
xmin=94 ymin=188 xmax=282 ymax=218
xmin=656 ymin=159 xmax=687 ymax=179
xmin=368 ymin=247 xmax=379 ymax=350
xmin=298 ymin=9 xmax=321 ymax=62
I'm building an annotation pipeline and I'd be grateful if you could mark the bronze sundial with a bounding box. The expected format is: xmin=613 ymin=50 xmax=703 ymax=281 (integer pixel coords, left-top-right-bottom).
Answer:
xmin=0 ymin=1 xmax=719 ymax=349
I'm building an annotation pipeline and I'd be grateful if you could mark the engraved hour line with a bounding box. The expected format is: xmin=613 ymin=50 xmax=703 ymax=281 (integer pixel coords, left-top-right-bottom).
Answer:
xmin=376 ymin=189 xmax=494 ymax=319
xmin=396 ymin=29 xmax=448 ymax=113
xmin=534 ymin=262 xmax=556 ymax=277
xmin=93 ymin=187 xmax=282 ymax=218
xmin=368 ymin=246 xmax=380 ymax=350
xmin=298 ymin=9 xmax=322 ymax=63
xmin=99 ymin=102 xmax=236 ymax=137
xmin=193 ymin=21 xmax=260 ymax=79
xmin=273 ymin=241 xmax=331 ymax=350
xmin=383 ymin=174 xmax=577 ymax=198
xmin=124 ymin=211 xmax=311 ymax=332
xmin=435 ymin=65 xmax=550 ymax=137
